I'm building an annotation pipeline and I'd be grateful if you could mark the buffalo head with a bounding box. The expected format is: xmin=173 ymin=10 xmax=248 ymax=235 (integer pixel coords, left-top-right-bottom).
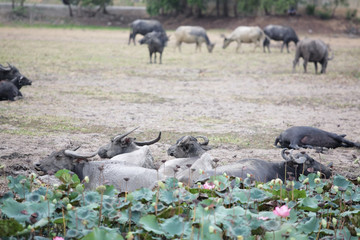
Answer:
xmin=34 ymin=147 xmax=97 ymax=175
xmin=281 ymin=149 xmax=332 ymax=179
xmin=98 ymin=127 xmax=161 ymax=158
xmin=167 ymin=135 xmax=210 ymax=158
xmin=0 ymin=63 xmax=31 ymax=83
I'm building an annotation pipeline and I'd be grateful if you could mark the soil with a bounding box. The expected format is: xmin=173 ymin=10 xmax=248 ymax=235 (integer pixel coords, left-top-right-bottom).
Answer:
xmin=0 ymin=13 xmax=360 ymax=194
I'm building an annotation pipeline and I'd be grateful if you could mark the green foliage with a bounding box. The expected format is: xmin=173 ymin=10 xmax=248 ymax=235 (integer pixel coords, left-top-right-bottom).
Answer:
xmin=0 ymin=171 xmax=359 ymax=239
xmin=305 ymin=4 xmax=316 ymax=15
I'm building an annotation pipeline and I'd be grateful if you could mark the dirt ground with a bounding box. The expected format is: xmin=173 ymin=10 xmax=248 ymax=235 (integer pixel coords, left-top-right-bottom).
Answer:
xmin=0 ymin=16 xmax=360 ymax=193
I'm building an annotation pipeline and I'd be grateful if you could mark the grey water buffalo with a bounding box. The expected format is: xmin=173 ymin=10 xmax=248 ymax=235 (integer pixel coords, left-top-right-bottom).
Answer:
xmin=98 ymin=127 xmax=161 ymax=159
xmin=275 ymin=126 xmax=360 ymax=150
xmin=34 ymin=147 xmax=159 ymax=192
xmin=174 ymin=26 xmax=215 ymax=53
xmin=128 ymin=19 xmax=165 ymax=45
xmin=263 ymin=25 xmax=299 ymax=53
xmin=222 ymin=26 xmax=267 ymax=53
xmin=167 ymin=135 xmax=210 ymax=158
xmin=139 ymin=31 xmax=169 ymax=64
xmin=293 ymin=38 xmax=333 ymax=74
xmin=0 ymin=76 xmax=32 ymax=101
xmin=202 ymin=149 xmax=332 ymax=183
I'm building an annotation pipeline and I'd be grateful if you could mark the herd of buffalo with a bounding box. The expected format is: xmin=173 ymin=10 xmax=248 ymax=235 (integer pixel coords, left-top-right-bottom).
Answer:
xmin=131 ymin=19 xmax=332 ymax=74
xmin=1 ymin=19 xmax=357 ymax=192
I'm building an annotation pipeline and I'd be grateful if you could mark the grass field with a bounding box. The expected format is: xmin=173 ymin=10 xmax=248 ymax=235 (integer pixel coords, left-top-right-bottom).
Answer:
xmin=0 ymin=25 xmax=359 ymax=183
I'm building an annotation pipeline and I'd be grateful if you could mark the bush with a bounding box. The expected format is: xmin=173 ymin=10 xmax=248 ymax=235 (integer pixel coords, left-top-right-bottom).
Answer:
xmin=346 ymin=9 xmax=357 ymax=20
xmin=316 ymin=8 xmax=332 ymax=19
xmin=305 ymin=4 xmax=316 ymax=16
xmin=0 ymin=170 xmax=359 ymax=239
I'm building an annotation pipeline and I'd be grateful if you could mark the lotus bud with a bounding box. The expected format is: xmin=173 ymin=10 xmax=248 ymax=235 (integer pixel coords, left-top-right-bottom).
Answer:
xmin=270 ymin=179 xmax=275 ymax=186
xmin=53 ymin=184 xmax=59 ymax=188
xmin=27 ymin=225 xmax=33 ymax=230
xmin=199 ymin=169 xmax=204 ymax=174
xmin=303 ymin=178 xmax=309 ymax=184
xmin=275 ymin=178 xmax=283 ymax=185
xmin=66 ymin=203 xmax=72 ymax=211
xmin=316 ymin=187 xmax=323 ymax=194
xmin=284 ymin=198 xmax=289 ymax=202
xmin=223 ymin=172 xmax=228 ymax=177
xmin=314 ymin=178 xmax=321 ymax=184
xmin=40 ymin=195 xmax=45 ymax=201
xmin=178 ymin=182 xmax=183 ymax=188
xmin=96 ymin=185 xmax=106 ymax=193
xmin=84 ymin=176 xmax=90 ymax=183
xmin=237 ymin=236 xmax=244 ymax=240
xmin=52 ymin=199 xmax=57 ymax=204
xmin=62 ymin=197 xmax=69 ymax=204
xmin=246 ymin=173 xmax=251 ymax=178
xmin=257 ymin=184 xmax=263 ymax=189
xmin=151 ymin=202 xmax=156 ymax=207
xmin=332 ymin=217 xmax=337 ymax=226
xmin=204 ymin=206 xmax=209 ymax=211
xmin=321 ymin=219 xmax=327 ymax=228
xmin=216 ymin=198 xmax=223 ymax=204
xmin=213 ymin=180 xmax=219 ymax=186
xmin=333 ymin=186 xmax=339 ymax=193
xmin=158 ymin=181 xmax=165 ymax=189
xmin=357 ymin=176 xmax=360 ymax=183
xmin=209 ymin=225 xmax=214 ymax=233
xmin=29 ymin=173 xmax=37 ymax=179
xmin=346 ymin=189 xmax=351 ymax=196
xmin=126 ymin=231 xmax=134 ymax=240
xmin=82 ymin=220 xmax=88 ymax=226
xmin=76 ymin=184 xmax=84 ymax=193
xmin=235 ymin=177 xmax=241 ymax=184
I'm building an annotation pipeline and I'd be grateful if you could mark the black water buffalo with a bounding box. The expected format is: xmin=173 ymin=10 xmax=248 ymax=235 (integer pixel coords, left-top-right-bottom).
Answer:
xmin=128 ymin=19 xmax=165 ymax=45
xmin=98 ymin=127 xmax=161 ymax=158
xmin=293 ymin=38 xmax=333 ymax=74
xmin=263 ymin=25 xmax=299 ymax=53
xmin=202 ymin=149 xmax=332 ymax=182
xmin=0 ymin=63 xmax=31 ymax=82
xmin=139 ymin=31 xmax=169 ymax=64
xmin=167 ymin=135 xmax=210 ymax=158
xmin=0 ymin=76 xmax=32 ymax=101
xmin=275 ymin=126 xmax=360 ymax=150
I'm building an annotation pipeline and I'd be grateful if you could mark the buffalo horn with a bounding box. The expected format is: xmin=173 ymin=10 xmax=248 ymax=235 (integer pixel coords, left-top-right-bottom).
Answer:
xmin=113 ymin=127 xmax=140 ymax=142
xmin=135 ymin=132 xmax=161 ymax=146
xmin=0 ymin=64 xmax=10 ymax=71
xmin=64 ymin=149 xmax=98 ymax=159
xmin=196 ymin=136 xmax=209 ymax=145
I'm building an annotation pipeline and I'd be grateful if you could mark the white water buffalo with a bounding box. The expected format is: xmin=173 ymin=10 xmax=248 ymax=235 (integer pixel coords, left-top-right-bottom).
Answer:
xmin=201 ymin=149 xmax=332 ymax=182
xmin=275 ymin=126 xmax=360 ymax=150
xmin=98 ymin=127 xmax=161 ymax=159
xmin=221 ymin=26 xmax=267 ymax=53
xmin=174 ymin=26 xmax=215 ymax=53
xmin=263 ymin=25 xmax=299 ymax=53
xmin=128 ymin=19 xmax=165 ymax=45
xmin=293 ymin=38 xmax=333 ymax=74
xmin=139 ymin=31 xmax=169 ymax=64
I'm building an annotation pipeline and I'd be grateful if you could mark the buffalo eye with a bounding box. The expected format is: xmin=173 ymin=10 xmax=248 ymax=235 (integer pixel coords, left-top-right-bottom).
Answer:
xmin=55 ymin=154 xmax=62 ymax=160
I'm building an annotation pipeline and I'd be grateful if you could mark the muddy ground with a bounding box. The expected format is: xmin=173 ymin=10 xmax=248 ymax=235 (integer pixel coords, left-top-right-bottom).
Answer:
xmin=0 ymin=17 xmax=360 ymax=193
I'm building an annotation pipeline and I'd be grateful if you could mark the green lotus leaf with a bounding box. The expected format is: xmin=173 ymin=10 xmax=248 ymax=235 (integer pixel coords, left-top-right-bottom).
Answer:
xmin=262 ymin=219 xmax=281 ymax=232
xmin=160 ymin=215 xmax=190 ymax=238
xmin=131 ymin=187 xmax=154 ymax=202
xmin=297 ymin=216 xmax=319 ymax=234
xmin=300 ymin=197 xmax=319 ymax=211
xmin=159 ymin=190 xmax=178 ymax=204
xmin=82 ymin=227 xmax=124 ymax=240
xmin=333 ymin=175 xmax=350 ymax=189
xmin=7 ymin=175 xmax=31 ymax=198
xmin=139 ymin=215 xmax=164 ymax=235
xmin=250 ymin=188 xmax=270 ymax=202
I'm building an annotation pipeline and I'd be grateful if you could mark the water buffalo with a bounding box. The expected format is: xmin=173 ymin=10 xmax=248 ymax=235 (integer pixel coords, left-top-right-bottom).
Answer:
xmin=34 ymin=147 xmax=160 ymax=192
xmin=139 ymin=31 xmax=169 ymax=64
xmin=263 ymin=25 xmax=299 ymax=53
xmin=293 ymin=38 xmax=333 ymax=74
xmin=128 ymin=19 xmax=165 ymax=45
xmin=201 ymin=149 xmax=332 ymax=182
xmin=221 ymin=26 xmax=266 ymax=53
xmin=98 ymin=127 xmax=161 ymax=159
xmin=167 ymin=135 xmax=210 ymax=158
xmin=275 ymin=126 xmax=360 ymax=150
xmin=174 ymin=26 xmax=215 ymax=53
xmin=0 ymin=76 xmax=32 ymax=101
xmin=0 ymin=63 xmax=31 ymax=82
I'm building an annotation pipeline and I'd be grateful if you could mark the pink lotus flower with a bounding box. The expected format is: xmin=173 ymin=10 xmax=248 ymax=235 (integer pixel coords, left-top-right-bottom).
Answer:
xmin=53 ymin=237 xmax=64 ymax=240
xmin=203 ymin=182 xmax=215 ymax=190
xmin=273 ymin=205 xmax=291 ymax=218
